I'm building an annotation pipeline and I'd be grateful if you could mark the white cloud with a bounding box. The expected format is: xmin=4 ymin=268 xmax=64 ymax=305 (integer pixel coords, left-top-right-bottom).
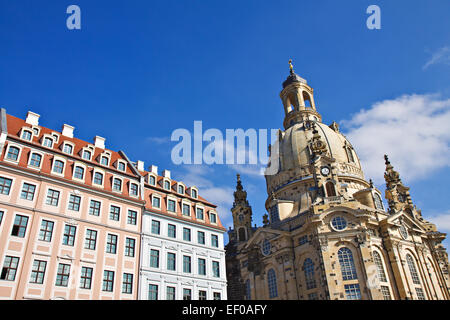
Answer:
xmin=428 ymin=212 xmax=450 ymax=232
xmin=341 ymin=93 xmax=450 ymax=184
xmin=423 ymin=46 xmax=450 ymax=70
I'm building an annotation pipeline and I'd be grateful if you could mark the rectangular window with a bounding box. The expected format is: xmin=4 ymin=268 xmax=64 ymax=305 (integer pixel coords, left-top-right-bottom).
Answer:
xmin=196 ymin=207 xmax=204 ymax=220
xmin=38 ymin=220 xmax=54 ymax=242
xmin=178 ymin=185 xmax=184 ymax=194
xmin=55 ymin=263 xmax=71 ymax=287
xmin=74 ymin=166 xmax=84 ymax=180
xmin=89 ymin=200 xmax=101 ymax=216
xmin=308 ymin=292 xmax=318 ymax=300
xmin=166 ymin=286 xmax=176 ymax=300
xmin=45 ymin=189 xmax=60 ymax=206
xmin=82 ymin=150 xmax=91 ymax=160
xmin=167 ymin=199 xmax=176 ymax=212
xmin=125 ymin=238 xmax=135 ymax=257
xmin=93 ymin=172 xmax=103 ymax=185
xmin=149 ymin=175 xmax=156 ymax=186
xmin=102 ymin=270 xmax=114 ymax=292
xmin=344 ymin=284 xmax=362 ymax=300
xmin=29 ymin=260 xmax=47 ymax=284
xmin=148 ymin=284 xmax=158 ymax=300
xmin=118 ymin=162 xmax=126 ymax=172
xmin=210 ymin=212 xmax=217 ymax=224
xmin=22 ymin=130 xmax=32 ymax=140
xmin=100 ymin=156 xmax=109 ymax=166
xmin=150 ymin=249 xmax=160 ymax=268
xmin=211 ymin=234 xmax=219 ymax=248
xmin=183 ymin=256 xmax=191 ymax=273
xmin=168 ymin=224 xmax=176 ymax=238
xmin=20 ymin=183 xmax=36 ymax=201
xmin=11 ymin=215 xmax=29 ymax=238
xmin=198 ymin=231 xmax=205 ymax=245
xmin=182 ymin=204 xmax=190 ymax=216
xmin=6 ymin=146 xmax=20 ymax=161
xmin=152 ymin=196 xmax=161 ymax=208
xmin=106 ymin=234 xmax=118 ymax=254
xmin=43 ymin=137 xmax=53 ymax=148
xmin=85 ymin=229 xmax=97 ymax=250
xmin=212 ymin=261 xmax=220 ymax=278
xmin=127 ymin=210 xmax=137 ymax=225
xmin=1 ymin=256 xmax=20 ymax=281
xmin=63 ymin=144 xmax=73 ymax=154
xmin=68 ymin=194 xmax=81 ymax=211
xmin=151 ymin=220 xmax=160 ymax=235
xmin=213 ymin=292 xmax=221 ymax=300
xmin=381 ymin=286 xmax=391 ymax=300
xmin=109 ymin=205 xmax=120 ymax=221
xmin=122 ymin=273 xmax=133 ymax=294
xmin=53 ymin=160 xmax=64 ymax=174
xmin=167 ymin=253 xmax=176 ymax=271
xmin=113 ymin=178 xmax=122 ymax=191
xmin=183 ymin=288 xmax=192 ymax=300
xmin=130 ymin=183 xmax=138 ymax=196
xmin=191 ymin=189 xmax=197 ymax=199
xmin=0 ymin=177 xmax=13 ymax=195
xmin=198 ymin=258 xmax=206 ymax=276
xmin=199 ymin=290 xmax=207 ymax=300
xmin=62 ymin=225 xmax=77 ymax=246
xmin=183 ymin=228 xmax=191 ymax=242
xmin=416 ymin=288 xmax=426 ymax=300
xmin=80 ymin=267 xmax=93 ymax=289
xmin=164 ymin=180 xmax=171 ymax=190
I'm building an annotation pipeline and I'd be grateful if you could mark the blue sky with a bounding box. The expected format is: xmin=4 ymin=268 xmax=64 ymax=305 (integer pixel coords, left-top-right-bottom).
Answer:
xmin=1 ymin=0 xmax=449 ymax=247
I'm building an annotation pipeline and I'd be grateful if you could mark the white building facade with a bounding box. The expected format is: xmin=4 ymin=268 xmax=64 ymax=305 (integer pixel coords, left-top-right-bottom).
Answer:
xmin=139 ymin=210 xmax=227 ymax=300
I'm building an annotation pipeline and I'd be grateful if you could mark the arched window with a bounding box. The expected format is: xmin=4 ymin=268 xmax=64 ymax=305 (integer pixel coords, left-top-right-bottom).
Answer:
xmin=303 ymin=91 xmax=312 ymax=108
xmin=345 ymin=147 xmax=355 ymax=163
xmin=245 ymin=279 xmax=251 ymax=300
xmin=74 ymin=166 xmax=84 ymax=180
xmin=373 ymin=251 xmax=387 ymax=282
xmin=373 ymin=193 xmax=384 ymax=210
xmin=93 ymin=172 xmax=103 ymax=185
xmin=238 ymin=228 xmax=246 ymax=242
xmin=406 ymin=254 xmax=421 ymax=285
xmin=304 ymin=258 xmax=316 ymax=290
xmin=338 ymin=247 xmax=358 ymax=280
xmin=267 ymin=269 xmax=278 ymax=298
xmin=53 ymin=160 xmax=64 ymax=174
xmin=325 ymin=182 xmax=336 ymax=197
xmin=6 ymin=146 xmax=20 ymax=161
xmin=29 ymin=153 xmax=42 ymax=167
xmin=113 ymin=178 xmax=122 ymax=191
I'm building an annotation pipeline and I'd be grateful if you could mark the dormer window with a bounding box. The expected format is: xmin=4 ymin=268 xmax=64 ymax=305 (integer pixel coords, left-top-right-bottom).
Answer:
xmin=43 ymin=137 xmax=53 ymax=148
xmin=100 ymin=156 xmax=109 ymax=166
xmin=345 ymin=146 xmax=355 ymax=163
xmin=32 ymin=127 xmax=40 ymax=136
xmin=196 ymin=207 xmax=204 ymax=220
xmin=74 ymin=166 xmax=85 ymax=180
xmin=113 ymin=178 xmax=122 ymax=192
xmin=63 ymin=143 xmax=73 ymax=155
xmin=191 ymin=188 xmax=198 ymax=199
xmin=82 ymin=150 xmax=92 ymax=161
xmin=209 ymin=211 xmax=217 ymax=224
xmin=51 ymin=133 xmax=59 ymax=143
xmin=21 ymin=129 xmax=32 ymax=141
xmin=373 ymin=193 xmax=384 ymax=210
xmin=93 ymin=172 xmax=104 ymax=185
xmin=148 ymin=175 xmax=156 ymax=186
xmin=6 ymin=146 xmax=20 ymax=161
xmin=29 ymin=153 xmax=42 ymax=168
xmin=178 ymin=184 xmax=184 ymax=195
xmin=164 ymin=180 xmax=171 ymax=191
xmin=117 ymin=161 xmax=126 ymax=172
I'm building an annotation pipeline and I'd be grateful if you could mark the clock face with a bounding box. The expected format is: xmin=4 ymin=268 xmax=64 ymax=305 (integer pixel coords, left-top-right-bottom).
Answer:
xmin=321 ymin=166 xmax=330 ymax=176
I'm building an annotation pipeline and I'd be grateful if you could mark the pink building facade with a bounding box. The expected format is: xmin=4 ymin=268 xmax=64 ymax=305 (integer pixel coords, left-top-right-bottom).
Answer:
xmin=0 ymin=109 xmax=144 ymax=299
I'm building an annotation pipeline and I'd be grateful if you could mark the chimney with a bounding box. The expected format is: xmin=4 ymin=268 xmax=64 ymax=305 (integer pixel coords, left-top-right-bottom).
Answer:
xmin=94 ymin=136 xmax=106 ymax=149
xmin=25 ymin=111 xmax=40 ymax=126
xmin=149 ymin=165 xmax=158 ymax=175
xmin=62 ymin=124 xmax=74 ymax=138
xmin=162 ymin=169 xmax=171 ymax=179
xmin=136 ymin=160 xmax=144 ymax=172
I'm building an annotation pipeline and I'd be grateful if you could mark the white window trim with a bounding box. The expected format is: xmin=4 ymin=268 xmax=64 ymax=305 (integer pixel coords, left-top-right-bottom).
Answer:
xmin=81 ymin=147 xmax=93 ymax=161
xmin=27 ymin=150 xmax=45 ymax=171
xmin=195 ymin=204 xmax=205 ymax=222
xmin=19 ymin=179 xmax=38 ymax=203
xmin=108 ymin=203 xmax=122 ymax=222
xmin=66 ymin=191 xmax=83 ymax=213
xmin=209 ymin=210 xmax=218 ymax=225
xmin=166 ymin=196 xmax=178 ymax=214
xmin=129 ymin=182 xmax=139 ymax=198
xmin=148 ymin=173 xmax=157 ymax=186
xmin=51 ymin=132 xmax=60 ymax=143
xmin=105 ymin=231 xmax=120 ymax=255
xmin=20 ymin=127 xmax=34 ymax=141
xmin=37 ymin=217 xmax=57 ymax=242
xmin=99 ymin=152 xmax=111 ymax=167
xmin=177 ymin=182 xmax=185 ymax=195
xmin=111 ymin=176 xmax=123 ymax=193
xmin=72 ymin=162 xmax=87 ymax=183
xmin=190 ymin=187 xmax=198 ymax=199
xmin=151 ymin=193 xmax=162 ymax=209
xmin=43 ymin=186 xmax=63 ymax=208
xmin=92 ymin=168 xmax=106 ymax=188
xmin=62 ymin=141 xmax=75 ymax=155
xmin=163 ymin=178 xmax=172 ymax=191
xmin=116 ymin=159 xmax=127 ymax=172
xmin=51 ymin=156 xmax=67 ymax=177
xmin=4 ymin=143 xmax=23 ymax=164
xmin=31 ymin=126 xmax=41 ymax=137
xmin=41 ymin=134 xmax=55 ymax=149
xmin=0 ymin=173 xmax=16 ymax=199
xmin=330 ymin=214 xmax=348 ymax=232
xmin=87 ymin=197 xmax=103 ymax=217
xmin=181 ymin=200 xmax=192 ymax=218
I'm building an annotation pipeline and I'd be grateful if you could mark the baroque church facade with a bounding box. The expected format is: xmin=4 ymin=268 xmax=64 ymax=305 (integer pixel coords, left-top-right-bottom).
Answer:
xmin=225 ymin=63 xmax=450 ymax=300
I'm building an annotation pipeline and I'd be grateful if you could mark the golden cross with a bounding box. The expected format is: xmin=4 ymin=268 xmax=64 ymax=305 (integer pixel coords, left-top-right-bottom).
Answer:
xmin=289 ymin=59 xmax=294 ymax=73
